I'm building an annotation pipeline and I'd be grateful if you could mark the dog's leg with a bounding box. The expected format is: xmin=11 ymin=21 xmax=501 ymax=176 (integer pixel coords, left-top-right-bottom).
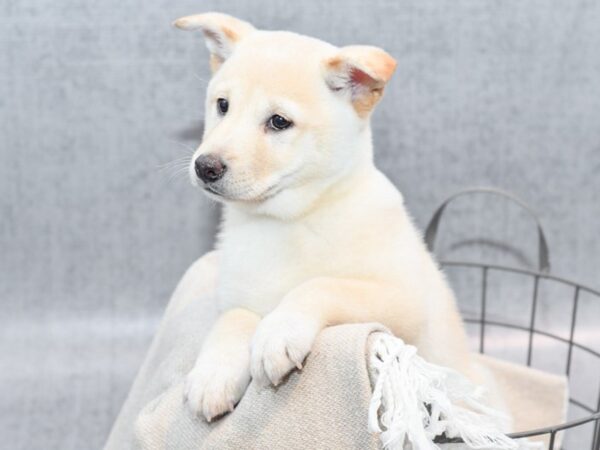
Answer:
xmin=185 ymin=307 xmax=260 ymax=421
xmin=250 ymin=277 xmax=427 ymax=386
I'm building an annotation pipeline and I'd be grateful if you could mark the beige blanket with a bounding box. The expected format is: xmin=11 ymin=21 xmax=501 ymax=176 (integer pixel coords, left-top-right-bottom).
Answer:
xmin=104 ymin=257 xmax=568 ymax=449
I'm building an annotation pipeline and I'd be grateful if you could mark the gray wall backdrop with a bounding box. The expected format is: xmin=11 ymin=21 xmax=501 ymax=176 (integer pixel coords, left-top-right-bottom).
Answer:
xmin=1 ymin=1 xmax=599 ymax=449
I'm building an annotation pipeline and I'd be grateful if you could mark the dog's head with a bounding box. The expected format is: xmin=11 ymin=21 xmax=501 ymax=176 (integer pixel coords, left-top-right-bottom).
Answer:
xmin=175 ymin=13 xmax=396 ymax=218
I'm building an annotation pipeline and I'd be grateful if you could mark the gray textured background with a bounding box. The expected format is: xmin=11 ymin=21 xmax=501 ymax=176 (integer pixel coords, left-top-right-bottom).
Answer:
xmin=1 ymin=1 xmax=599 ymax=449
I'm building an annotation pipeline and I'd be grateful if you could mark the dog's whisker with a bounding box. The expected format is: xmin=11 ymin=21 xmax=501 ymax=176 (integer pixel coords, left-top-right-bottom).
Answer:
xmin=157 ymin=166 xmax=193 ymax=189
xmin=162 ymin=168 xmax=190 ymax=182
xmin=167 ymin=139 xmax=198 ymax=155
xmin=156 ymin=166 xmax=188 ymax=176
xmin=156 ymin=158 xmax=192 ymax=173
xmin=193 ymin=73 xmax=210 ymax=85
xmin=157 ymin=156 xmax=191 ymax=166
xmin=167 ymin=173 xmax=190 ymax=185
xmin=164 ymin=164 xmax=191 ymax=178
xmin=156 ymin=157 xmax=193 ymax=187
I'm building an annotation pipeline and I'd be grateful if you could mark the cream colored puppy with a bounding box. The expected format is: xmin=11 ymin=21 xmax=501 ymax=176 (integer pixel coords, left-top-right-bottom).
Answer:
xmin=175 ymin=13 xmax=479 ymax=422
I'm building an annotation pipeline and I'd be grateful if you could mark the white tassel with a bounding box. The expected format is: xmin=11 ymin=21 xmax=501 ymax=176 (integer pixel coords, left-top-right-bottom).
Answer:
xmin=368 ymin=333 xmax=519 ymax=450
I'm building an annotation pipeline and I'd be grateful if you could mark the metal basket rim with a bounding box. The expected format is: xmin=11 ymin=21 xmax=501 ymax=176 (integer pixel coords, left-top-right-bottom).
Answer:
xmin=440 ymin=259 xmax=600 ymax=297
xmin=438 ymin=258 xmax=600 ymax=445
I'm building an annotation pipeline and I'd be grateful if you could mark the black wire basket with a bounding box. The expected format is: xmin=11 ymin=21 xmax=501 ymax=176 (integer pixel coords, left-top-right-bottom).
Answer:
xmin=425 ymin=188 xmax=600 ymax=450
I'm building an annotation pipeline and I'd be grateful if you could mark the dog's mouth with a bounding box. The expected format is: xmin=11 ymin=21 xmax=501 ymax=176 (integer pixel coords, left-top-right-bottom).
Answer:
xmin=203 ymin=185 xmax=225 ymax=197
xmin=202 ymin=183 xmax=282 ymax=203
xmin=201 ymin=168 xmax=300 ymax=203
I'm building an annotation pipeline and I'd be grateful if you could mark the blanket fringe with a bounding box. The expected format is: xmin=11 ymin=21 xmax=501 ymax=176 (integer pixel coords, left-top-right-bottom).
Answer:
xmin=368 ymin=333 xmax=520 ymax=450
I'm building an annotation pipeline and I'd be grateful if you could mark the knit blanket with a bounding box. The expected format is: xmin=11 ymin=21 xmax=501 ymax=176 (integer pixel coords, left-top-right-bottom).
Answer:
xmin=104 ymin=256 xmax=567 ymax=450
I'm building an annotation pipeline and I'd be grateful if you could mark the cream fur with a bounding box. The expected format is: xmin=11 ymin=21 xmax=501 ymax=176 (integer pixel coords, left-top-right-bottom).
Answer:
xmin=174 ymin=13 xmax=492 ymax=423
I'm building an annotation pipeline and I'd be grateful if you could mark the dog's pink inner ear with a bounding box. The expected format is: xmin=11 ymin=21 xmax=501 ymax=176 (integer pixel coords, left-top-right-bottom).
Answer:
xmin=350 ymin=67 xmax=377 ymax=88
xmin=325 ymin=45 xmax=397 ymax=117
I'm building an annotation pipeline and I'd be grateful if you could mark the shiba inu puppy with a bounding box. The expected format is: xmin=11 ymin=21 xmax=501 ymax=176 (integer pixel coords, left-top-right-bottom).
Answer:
xmin=174 ymin=12 xmax=495 ymax=423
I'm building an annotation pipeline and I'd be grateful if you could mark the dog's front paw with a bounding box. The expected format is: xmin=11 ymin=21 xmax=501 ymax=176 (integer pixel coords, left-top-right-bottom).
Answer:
xmin=250 ymin=311 xmax=321 ymax=387
xmin=183 ymin=353 xmax=251 ymax=422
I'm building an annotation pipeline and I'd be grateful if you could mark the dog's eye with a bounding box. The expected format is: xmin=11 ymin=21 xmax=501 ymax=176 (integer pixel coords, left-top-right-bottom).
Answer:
xmin=267 ymin=114 xmax=292 ymax=131
xmin=217 ymin=98 xmax=229 ymax=115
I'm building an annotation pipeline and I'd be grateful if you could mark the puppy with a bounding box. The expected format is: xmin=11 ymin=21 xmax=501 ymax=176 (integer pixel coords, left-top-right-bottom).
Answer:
xmin=174 ymin=12 xmax=489 ymax=423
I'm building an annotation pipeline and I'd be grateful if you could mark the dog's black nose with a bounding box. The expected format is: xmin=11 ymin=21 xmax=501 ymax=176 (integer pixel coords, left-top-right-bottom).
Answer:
xmin=194 ymin=155 xmax=227 ymax=183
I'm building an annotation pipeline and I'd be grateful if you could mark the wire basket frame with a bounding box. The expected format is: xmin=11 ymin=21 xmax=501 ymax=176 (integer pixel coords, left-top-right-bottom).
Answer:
xmin=425 ymin=188 xmax=600 ymax=450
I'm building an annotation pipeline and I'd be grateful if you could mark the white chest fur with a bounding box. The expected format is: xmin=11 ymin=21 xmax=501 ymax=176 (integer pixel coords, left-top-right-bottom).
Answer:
xmin=213 ymin=170 xmax=419 ymax=316
xmin=215 ymin=209 xmax=354 ymax=315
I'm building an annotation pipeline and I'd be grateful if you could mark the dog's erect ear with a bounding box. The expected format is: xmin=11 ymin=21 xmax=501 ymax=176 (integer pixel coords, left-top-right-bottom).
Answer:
xmin=173 ymin=13 xmax=255 ymax=72
xmin=323 ymin=45 xmax=397 ymax=117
